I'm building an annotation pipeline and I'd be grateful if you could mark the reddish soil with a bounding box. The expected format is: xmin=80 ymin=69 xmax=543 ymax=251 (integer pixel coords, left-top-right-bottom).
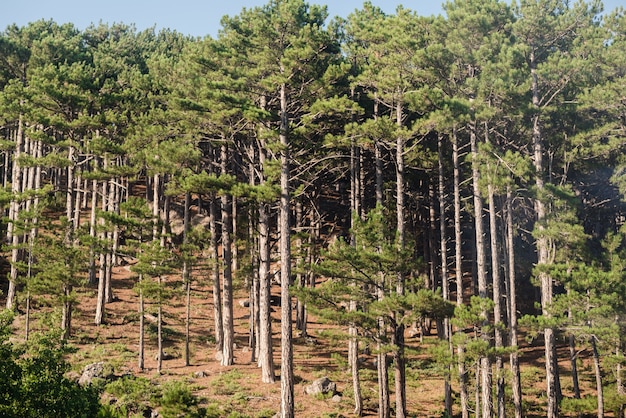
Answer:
xmin=3 ymin=256 xmax=610 ymax=417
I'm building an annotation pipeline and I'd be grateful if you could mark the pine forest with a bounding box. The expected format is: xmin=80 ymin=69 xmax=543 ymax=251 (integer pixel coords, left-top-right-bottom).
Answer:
xmin=1 ymin=0 xmax=626 ymax=417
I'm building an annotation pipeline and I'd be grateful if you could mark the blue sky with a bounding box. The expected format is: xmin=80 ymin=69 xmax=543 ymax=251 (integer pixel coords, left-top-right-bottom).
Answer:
xmin=1 ymin=0 xmax=624 ymax=39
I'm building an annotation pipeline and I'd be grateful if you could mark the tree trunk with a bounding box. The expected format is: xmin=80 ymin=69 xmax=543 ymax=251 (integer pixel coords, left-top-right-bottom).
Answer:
xmin=105 ymin=176 xmax=116 ymax=304
xmin=569 ymin=291 xmax=581 ymax=400
xmin=258 ymin=200 xmax=275 ymax=382
xmin=279 ymin=82 xmax=294 ymax=418
xmin=88 ymin=179 xmax=98 ymax=285
xmin=591 ymin=335 xmax=604 ymax=418
xmin=138 ymin=273 xmax=145 ymax=371
xmin=453 ymin=128 xmax=470 ymax=418
xmin=349 ymin=137 xmax=363 ymax=416
xmin=470 ymin=119 xmax=492 ymax=418
xmin=209 ymin=196 xmax=223 ymax=353
xmin=183 ymin=192 xmax=191 ymax=367
xmin=506 ymin=188 xmax=523 ymax=418
xmin=374 ymin=102 xmax=390 ymax=418
xmin=157 ymin=276 xmax=163 ymax=373
xmin=531 ymin=48 xmax=558 ymax=418
xmin=438 ymin=134 xmax=453 ymax=416
xmin=61 ymin=285 xmax=72 ymax=339
xmin=6 ymin=115 xmax=24 ymax=310
xmin=221 ymin=144 xmax=235 ymax=366
xmin=488 ymin=182 xmax=505 ymax=418
xmin=95 ymin=178 xmax=108 ymax=325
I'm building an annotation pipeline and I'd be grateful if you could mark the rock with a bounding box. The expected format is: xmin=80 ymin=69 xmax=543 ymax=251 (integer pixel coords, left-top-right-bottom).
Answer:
xmin=78 ymin=362 xmax=114 ymax=386
xmin=304 ymin=377 xmax=337 ymax=397
xmin=154 ymin=351 xmax=174 ymax=361
xmin=331 ymin=394 xmax=342 ymax=403
xmin=215 ymin=351 xmax=223 ymax=362
xmin=239 ymin=299 xmax=250 ymax=308
xmin=144 ymin=313 xmax=166 ymax=325
xmin=193 ymin=370 xmax=209 ymax=378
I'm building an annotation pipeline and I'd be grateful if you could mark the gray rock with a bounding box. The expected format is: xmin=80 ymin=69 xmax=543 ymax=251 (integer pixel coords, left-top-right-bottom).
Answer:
xmin=193 ymin=370 xmax=209 ymax=378
xmin=331 ymin=394 xmax=342 ymax=403
xmin=239 ymin=299 xmax=250 ymax=308
xmin=78 ymin=362 xmax=114 ymax=386
xmin=304 ymin=377 xmax=337 ymax=396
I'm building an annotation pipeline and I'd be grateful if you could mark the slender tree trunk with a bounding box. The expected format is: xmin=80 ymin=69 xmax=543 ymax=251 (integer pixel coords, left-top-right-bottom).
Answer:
xmin=209 ymin=196 xmax=223 ymax=353
xmin=506 ymin=188 xmax=523 ymax=418
xmin=349 ymin=137 xmax=363 ymax=416
xmin=105 ymin=176 xmax=116 ymax=304
xmin=470 ymin=119 xmax=492 ymax=418
xmin=374 ymin=104 xmax=390 ymax=418
xmin=65 ymin=144 xmax=76 ymax=242
xmin=453 ymin=128 xmax=470 ymax=418
xmin=591 ymin=335 xmax=604 ymax=418
xmin=61 ymin=284 xmax=72 ymax=339
xmin=616 ymin=341 xmax=625 ymax=418
xmin=232 ymin=197 xmax=238 ymax=274
xmin=256 ymin=95 xmax=275 ymax=382
xmin=568 ymin=291 xmax=581 ymax=400
xmin=438 ymin=134 xmax=453 ymax=416
xmin=95 ymin=177 xmax=108 ymax=325
xmin=279 ymin=82 xmax=294 ymax=418
xmin=183 ymin=192 xmax=192 ymax=366
xmin=88 ymin=179 xmax=98 ymax=285
xmin=138 ymin=273 xmax=145 ymax=371
xmin=394 ymin=99 xmax=407 ymax=418
xmin=258 ymin=200 xmax=275 ymax=382
xmin=488 ymin=182 xmax=505 ymax=418
xmin=6 ymin=115 xmax=24 ymax=310
xmin=531 ymin=49 xmax=558 ymax=418
xmin=221 ymin=145 xmax=235 ymax=366
xmin=157 ymin=276 xmax=163 ymax=373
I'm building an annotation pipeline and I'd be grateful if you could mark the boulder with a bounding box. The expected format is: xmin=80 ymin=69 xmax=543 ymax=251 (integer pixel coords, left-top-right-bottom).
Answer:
xmin=78 ymin=362 xmax=114 ymax=386
xmin=304 ymin=377 xmax=337 ymax=397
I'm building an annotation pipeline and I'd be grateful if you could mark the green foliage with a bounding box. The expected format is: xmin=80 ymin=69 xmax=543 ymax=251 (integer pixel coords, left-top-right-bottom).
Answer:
xmin=211 ymin=368 xmax=244 ymax=396
xmin=560 ymin=396 xmax=598 ymax=416
xmin=0 ymin=311 xmax=101 ymax=417
xmin=104 ymin=375 xmax=156 ymax=415
xmin=158 ymin=380 xmax=206 ymax=418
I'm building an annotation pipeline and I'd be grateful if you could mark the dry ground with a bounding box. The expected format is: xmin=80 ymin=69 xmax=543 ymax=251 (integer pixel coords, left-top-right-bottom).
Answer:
xmin=2 ymin=259 xmax=611 ymax=417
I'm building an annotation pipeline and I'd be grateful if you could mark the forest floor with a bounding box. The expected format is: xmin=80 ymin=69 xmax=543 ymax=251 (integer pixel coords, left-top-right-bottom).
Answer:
xmin=2 ymin=258 xmax=610 ymax=417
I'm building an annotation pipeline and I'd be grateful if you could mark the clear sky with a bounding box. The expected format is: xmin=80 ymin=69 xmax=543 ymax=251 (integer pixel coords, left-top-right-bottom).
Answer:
xmin=1 ymin=0 xmax=623 ymax=39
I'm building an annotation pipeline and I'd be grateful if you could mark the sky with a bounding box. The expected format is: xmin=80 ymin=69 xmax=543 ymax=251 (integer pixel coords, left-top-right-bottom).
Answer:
xmin=1 ymin=0 xmax=624 ymax=39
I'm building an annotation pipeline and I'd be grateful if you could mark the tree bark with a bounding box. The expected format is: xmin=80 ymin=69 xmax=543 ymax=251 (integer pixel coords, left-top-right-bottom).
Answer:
xmin=488 ymin=182 xmax=505 ymax=418
xmin=209 ymin=196 xmax=224 ymax=353
xmin=591 ymin=335 xmax=604 ymax=418
xmin=279 ymin=82 xmax=294 ymax=418
xmin=453 ymin=128 xmax=470 ymax=418
xmin=506 ymin=188 xmax=523 ymax=418
xmin=6 ymin=115 xmax=24 ymax=310
xmin=394 ymin=99 xmax=407 ymax=418
xmin=438 ymin=134 xmax=453 ymax=416
xmin=257 ymin=95 xmax=275 ymax=383
xmin=470 ymin=119 xmax=492 ymax=418
xmin=531 ymin=48 xmax=559 ymax=418
xmin=221 ymin=144 xmax=235 ymax=366
xmin=258 ymin=200 xmax=275 ymax=383
xmin=183 ymin=192 xmax=191 ymax=367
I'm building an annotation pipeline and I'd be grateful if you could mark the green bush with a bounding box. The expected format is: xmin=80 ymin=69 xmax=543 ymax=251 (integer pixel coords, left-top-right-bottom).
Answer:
xmin=104 ymin=375 xmax=156 ymax=415
xmin=0 ymin=311 xmax=101 ymax=418
xmin=158 ymin=380 xmax=205 ymax=418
